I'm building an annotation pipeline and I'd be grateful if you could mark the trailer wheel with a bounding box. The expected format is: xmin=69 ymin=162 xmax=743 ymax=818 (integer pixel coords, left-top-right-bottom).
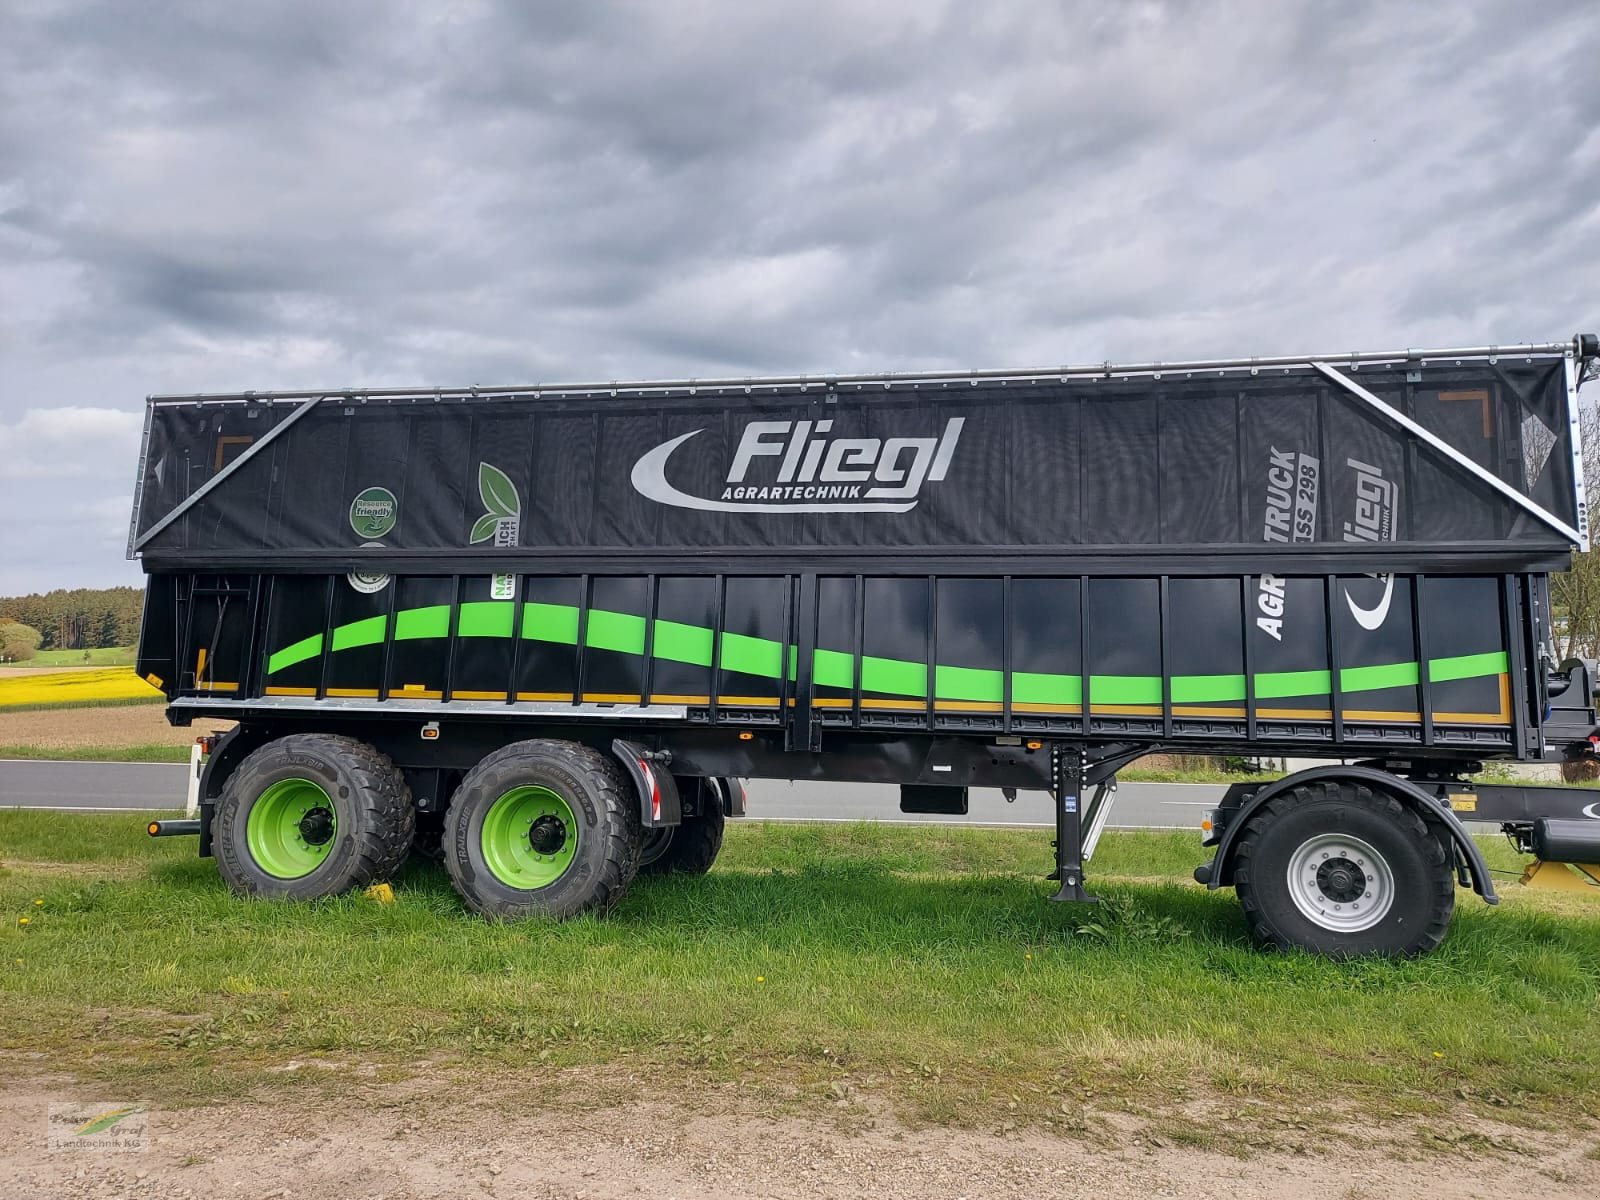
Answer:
xmin=1232 ymin=782 xmax=1454 ymax=958
xmin=639 ymin=802 xmax=725 ymax=876
xmin=443 ymin=740 xmax=640 ymax=919
xmin=214 ymin=734 xmax=415 ymax=900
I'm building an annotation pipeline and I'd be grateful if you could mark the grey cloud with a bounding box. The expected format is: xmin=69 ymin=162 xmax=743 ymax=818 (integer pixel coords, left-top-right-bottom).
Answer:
xmin=1 ymin=0 xmax=1597 ymax=588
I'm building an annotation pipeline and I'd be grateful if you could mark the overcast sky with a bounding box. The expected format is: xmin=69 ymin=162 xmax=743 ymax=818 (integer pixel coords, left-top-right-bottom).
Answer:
xmin=1 ymin=0 xmax=1596 ymax=592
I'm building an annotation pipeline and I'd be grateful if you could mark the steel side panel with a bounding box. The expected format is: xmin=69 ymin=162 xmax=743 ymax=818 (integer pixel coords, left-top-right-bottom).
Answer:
xmin=152 ymin=565 xmax=1532 ymax=759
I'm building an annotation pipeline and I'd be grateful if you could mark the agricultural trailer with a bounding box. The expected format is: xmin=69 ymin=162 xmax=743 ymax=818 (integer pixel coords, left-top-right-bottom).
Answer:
xmin=131 ymin=334 xmax=1600 ymax=956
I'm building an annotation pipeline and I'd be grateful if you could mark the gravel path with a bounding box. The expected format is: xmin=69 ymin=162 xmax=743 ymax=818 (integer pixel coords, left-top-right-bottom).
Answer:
xmin=3 ymin=1071 xmax=1594 ymax=1199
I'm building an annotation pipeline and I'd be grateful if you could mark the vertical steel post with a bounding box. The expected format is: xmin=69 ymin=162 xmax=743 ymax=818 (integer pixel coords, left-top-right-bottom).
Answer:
xmin=1048 ymin=743 xmax=1096 ymax=903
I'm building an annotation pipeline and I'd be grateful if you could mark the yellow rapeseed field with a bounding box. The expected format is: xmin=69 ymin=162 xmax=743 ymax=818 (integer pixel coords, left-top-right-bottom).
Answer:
xmin=0 ymin=668 xmax=164 ymax=708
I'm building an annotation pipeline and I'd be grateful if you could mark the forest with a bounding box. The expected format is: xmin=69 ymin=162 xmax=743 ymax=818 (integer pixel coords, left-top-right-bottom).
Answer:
xmin=0 ymin=586 xmax=144 ymax=657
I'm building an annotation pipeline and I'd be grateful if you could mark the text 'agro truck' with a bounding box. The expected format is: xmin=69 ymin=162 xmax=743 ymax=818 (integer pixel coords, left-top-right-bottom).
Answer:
xmin=132 ymin=335 xmax=1600 ymax=957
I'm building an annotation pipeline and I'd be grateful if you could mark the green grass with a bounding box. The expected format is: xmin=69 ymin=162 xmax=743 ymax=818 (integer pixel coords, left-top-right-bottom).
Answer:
xmin=1 ymin=646 xmax=135 ymax=668
xmin=0 ymin=744 xmax=191 ymax=763
xmin=1 ymin=814 xmax=1596 ymax=1137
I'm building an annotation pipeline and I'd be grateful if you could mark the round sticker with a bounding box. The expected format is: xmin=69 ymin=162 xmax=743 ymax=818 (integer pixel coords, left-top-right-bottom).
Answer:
xmin=349 ymin=487 xmax=398 ymax=538
xmin=347 ymin=541 xmax=391 ymax=594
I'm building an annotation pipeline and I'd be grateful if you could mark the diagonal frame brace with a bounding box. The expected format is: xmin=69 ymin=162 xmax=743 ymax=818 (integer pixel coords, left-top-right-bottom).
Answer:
xmin=1310 ymin=361 xmax=1583 ymax=546
xmin=130 ymin=394 xmax=327 ymax=554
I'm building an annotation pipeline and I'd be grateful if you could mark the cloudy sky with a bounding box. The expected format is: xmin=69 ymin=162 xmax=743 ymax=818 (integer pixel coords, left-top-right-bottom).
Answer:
xmin=1 ymin=0 xmax=1596 ymax=592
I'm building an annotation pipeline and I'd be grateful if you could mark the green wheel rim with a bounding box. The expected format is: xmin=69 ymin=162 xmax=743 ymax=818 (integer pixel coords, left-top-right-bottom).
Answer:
xmin=480 ymin=785 xmax=580 ymax=890
xmin=246 ymin=778 xmax=338 ymax=879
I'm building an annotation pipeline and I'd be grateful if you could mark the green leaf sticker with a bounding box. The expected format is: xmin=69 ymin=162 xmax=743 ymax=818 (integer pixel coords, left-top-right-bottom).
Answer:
xmin=469 ymin=513 xmax=500 ymax=544
xmin=479 ymin=462 xmax=520 ymax=519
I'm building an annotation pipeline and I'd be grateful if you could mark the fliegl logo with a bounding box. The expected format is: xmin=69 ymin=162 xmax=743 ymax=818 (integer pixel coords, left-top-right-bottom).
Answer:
xmin=631 ymin=418 xmax=965 ymax=513
xmin=1341 ymin=458 xmax=1398 ymax=630
xmin=470 ymin=462 xmax=521 ymax=545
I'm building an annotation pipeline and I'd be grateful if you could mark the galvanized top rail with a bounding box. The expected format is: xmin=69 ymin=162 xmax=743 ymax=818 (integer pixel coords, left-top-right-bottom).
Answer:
xmin=146 ymin=338 xmax=1590 ymax=405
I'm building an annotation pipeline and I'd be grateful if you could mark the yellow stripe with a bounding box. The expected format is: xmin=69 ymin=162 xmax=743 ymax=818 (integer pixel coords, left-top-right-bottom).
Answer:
xmin=265 ymin=686 xmax=317 ymax=697
xmin=325 ymin=687 xmax=379 ymax=698
xmin=450 ymin=689 xmax=507 ymax=701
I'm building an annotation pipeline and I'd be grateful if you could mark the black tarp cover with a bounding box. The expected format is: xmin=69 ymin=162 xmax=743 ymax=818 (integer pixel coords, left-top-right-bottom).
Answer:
xmin=131 ymin=358 xmax=1580 ymax=565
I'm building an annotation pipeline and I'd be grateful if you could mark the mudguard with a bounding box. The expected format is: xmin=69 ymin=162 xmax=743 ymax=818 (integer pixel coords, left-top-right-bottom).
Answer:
xmin=1196 ymin=765 xmax=1498 ymax=904
xmin=611 ymin=738 xmax=682 ymax=829
xmin=713 ymin=776 xmax=748 ymax=817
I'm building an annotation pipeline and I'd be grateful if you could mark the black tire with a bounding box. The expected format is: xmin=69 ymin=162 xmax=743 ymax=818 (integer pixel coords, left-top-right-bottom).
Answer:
xmin=1233 ymin=781 xmax=1454 ymax=958
xmin=214 ymin=733 xmax=415 ymax=900
xmin=639 ymin=802 xmax=725 ymax=876
xmin=443 ymin=739 xmax=640 ymax=919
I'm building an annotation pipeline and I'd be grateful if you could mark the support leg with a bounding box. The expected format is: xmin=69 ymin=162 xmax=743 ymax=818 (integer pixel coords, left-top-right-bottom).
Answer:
xmin=1049 ymin=744 xmax=1098 ymax=904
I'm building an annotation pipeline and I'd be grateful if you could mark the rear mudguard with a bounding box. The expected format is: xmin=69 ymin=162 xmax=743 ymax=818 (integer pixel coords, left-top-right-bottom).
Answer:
xmin=611 ymin=738 xmax=682 ymax=829
xmin=1196 ymin=765 xmax=1498 ymax=904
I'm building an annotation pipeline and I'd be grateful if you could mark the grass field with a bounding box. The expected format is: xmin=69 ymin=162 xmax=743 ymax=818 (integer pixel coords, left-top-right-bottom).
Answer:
xmin=0 ymin=743 xmax=193 ymax=762
xmin=0 ymin=667 xmax=163 ymax=711
xmin=0 ymin=646 xmax=135 ymax=669
xmin=1 ymin=813 xmax=1596 ymax=1139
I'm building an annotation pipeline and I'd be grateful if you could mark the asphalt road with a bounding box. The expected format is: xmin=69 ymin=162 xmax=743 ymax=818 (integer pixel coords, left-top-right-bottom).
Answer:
xmin=0 ymin=758 xmax=1222 ymax=830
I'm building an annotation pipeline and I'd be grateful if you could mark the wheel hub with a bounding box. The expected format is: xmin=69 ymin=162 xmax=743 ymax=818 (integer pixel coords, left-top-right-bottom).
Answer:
xmin=528 ymin=814 xmax=568 ymax=855
xmin=479 ymin=785 xmax=581 ymax=890
xmin=1285 ymin=832 xmax=1395 ymax=933
xmin=298 ymin=807 xmax=335 ymax=846
xmin=246 ymin=777 xmax=339 ymax=880
xmin=1316 ymin=857 xmax=1364 ymax=903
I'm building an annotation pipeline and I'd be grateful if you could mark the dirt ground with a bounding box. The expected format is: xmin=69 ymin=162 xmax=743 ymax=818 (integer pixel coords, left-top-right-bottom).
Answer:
xmin=2 ymin=1069 xmax=1595 ymax=1200
xmin=0 ymin=704 xmax=234 ymax=751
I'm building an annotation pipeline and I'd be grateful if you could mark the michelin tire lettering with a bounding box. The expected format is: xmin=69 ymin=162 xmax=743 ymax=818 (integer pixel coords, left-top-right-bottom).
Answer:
xmin=631 ymin=418 xmax=964 ymax=513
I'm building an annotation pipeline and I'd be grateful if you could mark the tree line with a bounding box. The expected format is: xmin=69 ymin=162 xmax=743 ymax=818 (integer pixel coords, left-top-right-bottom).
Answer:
xmin=0 ymin=586 xmax=143 ymax=658
xmin=1550 ymin=402 xmax=1600 ymax=662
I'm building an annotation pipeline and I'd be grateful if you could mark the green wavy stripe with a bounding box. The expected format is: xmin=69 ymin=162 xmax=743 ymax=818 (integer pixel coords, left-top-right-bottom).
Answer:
xmin=264 ymin=602 xmax=1510 ymax=706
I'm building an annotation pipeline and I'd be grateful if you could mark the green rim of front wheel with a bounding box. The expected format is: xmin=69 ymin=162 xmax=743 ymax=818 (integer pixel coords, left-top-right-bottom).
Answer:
xmin=246 ymin=778 xmax=338 ymax=879
xmin=480 ymin=785 xmax=580 ymax=890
